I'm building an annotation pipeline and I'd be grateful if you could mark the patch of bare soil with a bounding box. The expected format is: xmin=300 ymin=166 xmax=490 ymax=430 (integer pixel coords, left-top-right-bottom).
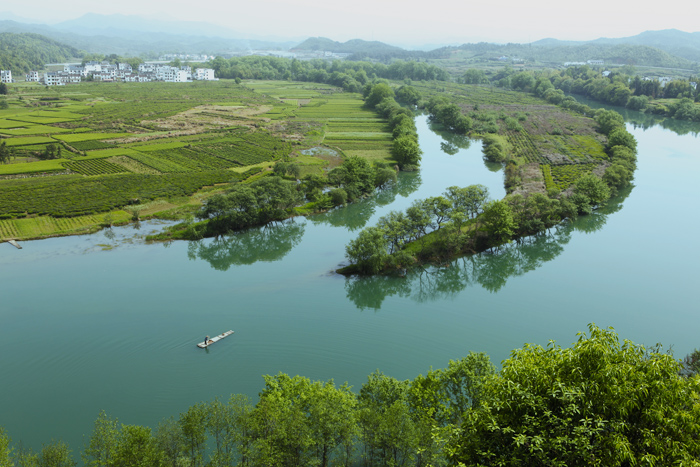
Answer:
xmin=142 ymin=104 xmax=274 ymax=133
xmin=511 ymin=162 xmax=546 ymax=197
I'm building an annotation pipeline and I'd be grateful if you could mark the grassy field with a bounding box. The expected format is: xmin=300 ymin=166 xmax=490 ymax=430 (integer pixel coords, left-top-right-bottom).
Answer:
xmin=0 ymin=80 xmax=393 ymax=240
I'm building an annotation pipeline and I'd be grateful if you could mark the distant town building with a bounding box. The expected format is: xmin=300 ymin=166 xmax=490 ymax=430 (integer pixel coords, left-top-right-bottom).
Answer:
xmin=26 ymin=71 xmax=40 ymax=82
xmin=0 ymin=70 xmax=13 ymax=83
xmin=194 ymin=68 xmax=216 ymax=80
xmin=564 ymin=62 xmax=587 ymax=67
xmin=587 ymin=60 xmax=604 ymax=66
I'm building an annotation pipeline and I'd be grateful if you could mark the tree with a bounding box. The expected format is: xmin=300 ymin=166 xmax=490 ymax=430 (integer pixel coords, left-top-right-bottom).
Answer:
xmin=113 ymin=425 xmax=163 ymax=467
xmin=595 ymin=109 xmax=625 ymax=135
xmin=154 ymin=417 xmax=184 ymax=467
xmin=0 ymin=141 xmax=13 ymax=164
xmin=365 ymin=83 xmax=394 ymax=109
xmin=448 ymin=324 xmax=700 ymax=466
xmin=0 ymin=82 xmax=7 ymax=95
xmin=395 ymin=85 xmax=421 ymax=105
xmin=392 ymin=135 xmax=422 ymax=168
xmin=480 ymin=200 xmax=517 ymax=247
xmin=574 ymin=174 xmax=611 ymax=208
xmin=682 ymin=349 xmax=700 ymax=377
xmin=83 ymin=411 xmax=119 ymax=467
xmin=357 ymin=371 xmax=417 ymax=467
xmin=345 ymin=226 xmax=389 ymax=274
xmin=179 ymin=403 xmax=207 ymax=467
xmin=0 ymin=428 xmax=12 ymax=467
xmin=481 ymin=134 xmax=510 ymax=163
xmin=607 ymin=127 xmax=637 ymax=153
xmin=37 ymin=441 xmax=76 ymax=467
xmin=462 ymin=69 xmax=488 ymax=85
xmin=444 ymin=185 xmax=490 ymax=219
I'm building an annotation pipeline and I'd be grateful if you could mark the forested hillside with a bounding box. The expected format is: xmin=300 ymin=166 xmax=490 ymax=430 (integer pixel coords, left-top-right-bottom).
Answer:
xmin=0 ymin=33 xmax=82 ymax=73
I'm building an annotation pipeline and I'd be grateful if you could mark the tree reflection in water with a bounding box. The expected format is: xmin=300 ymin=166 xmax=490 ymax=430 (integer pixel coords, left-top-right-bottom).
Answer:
xmin=344 ymin=183 xmax=633 ymax=308
xmin=187 ymin=220 xmax=305 ymax=271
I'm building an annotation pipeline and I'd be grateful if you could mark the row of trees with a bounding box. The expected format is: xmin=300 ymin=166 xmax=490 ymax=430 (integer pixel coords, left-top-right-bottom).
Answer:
xmin=363 ymin=83 xmax=422 ymax=169
xmin=345 ymin=185 xmax=493 ymax=274
xmin=492 ymin=66 xmax=700 ymax=121
xmin=194 ymin=155 xmax=398 ymax=238
xmin=209 ymin=57 xmax=449 ymax=93
xmin=2 ymin=326 xmax=699 ymax=466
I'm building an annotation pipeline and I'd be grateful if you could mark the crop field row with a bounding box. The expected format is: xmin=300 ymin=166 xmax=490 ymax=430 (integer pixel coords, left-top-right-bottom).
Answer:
xmin=69 ymin=140 xmax=117 ymax=151
xmin=0 ymin=119 xmax=29 ymax=129
xmin=63 ymin=159 xmax=130 ymax=176
xmin=541 ymin=163 xmax=598 ymax=190
xmin=2 ymin=136 xmax=56 ymax=146
xmin=508 ymin=132 xmax=548 ymax=164
xmin=0 ymin=211 xmax=132 ymax=241
xmin=7 ymin=116 xmax=78 ymax=125
xmin=325 ymin=132 xmax=393 ymax=141
xmin=125 ymin=151 xmax=189 ymax=173
xmin=146 ymin=149 xmax=228 ymax=172
xmin=0 ymin=125 xmax=73 ymax=136
xmin=0 ymin=159 xmax=67 ymax=175
xmin=133 ymin=141 xmax=189 ymax=152
xmin=0 ymin=171 xmax=239 ymax=218
xmin=54 ymin=132 xmax=133 ymax=143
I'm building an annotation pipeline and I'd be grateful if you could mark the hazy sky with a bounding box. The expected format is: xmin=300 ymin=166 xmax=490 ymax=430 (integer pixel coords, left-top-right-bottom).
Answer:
xmin=4 ymin=0 xmax=699 ymax=46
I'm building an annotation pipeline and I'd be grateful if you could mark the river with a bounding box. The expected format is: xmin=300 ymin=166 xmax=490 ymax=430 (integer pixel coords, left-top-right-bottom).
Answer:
xmin=1 ymin=113 xmax=699 ymax=454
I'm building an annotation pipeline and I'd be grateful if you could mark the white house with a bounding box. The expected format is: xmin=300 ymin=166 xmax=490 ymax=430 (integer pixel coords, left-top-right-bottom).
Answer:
xmin=587 ymin=60 xmax=604 ymax=66
xmin=44 ymin=72 xmax=66 ymax=86
xmin=0 ymin=70 xmax=12 ymax=83
xmin=25 ymin=71 xmax=40 ymax=82
xmin=194 ymin=68 xmax=216 ymax=80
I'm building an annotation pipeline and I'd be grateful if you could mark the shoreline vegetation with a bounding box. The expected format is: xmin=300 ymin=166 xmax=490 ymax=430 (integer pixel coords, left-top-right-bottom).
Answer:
xmin=1 ymin=325 xmax=698 ymax=466
xmin=0 ymin=60 xmax=663 ymax=251
xmin=340 ymin=81 xmax=638 ymax=275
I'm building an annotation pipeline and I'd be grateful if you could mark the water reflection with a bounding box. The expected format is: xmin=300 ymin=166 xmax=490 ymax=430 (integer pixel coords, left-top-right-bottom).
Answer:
xmin=345 ymin=186 xmax=633 ymax=309
xmin=308 ymin=171 xmax=422 ymax=231
xmin=187 ymin=220 xmax=305 ymax=270
xmin=570 ymin=95 xmax=700 ymax=137
xmin=428 ymin=120 xmax=474 ymax=156
xmin=344 ymin=229 xmax=571 ymax=310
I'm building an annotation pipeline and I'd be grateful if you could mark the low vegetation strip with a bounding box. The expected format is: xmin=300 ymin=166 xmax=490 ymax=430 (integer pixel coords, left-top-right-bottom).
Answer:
xmin=0 ymin=171 xmax=239 ymax=219
xmin=0 ymin=159 xmax=66 ymax=175
xmin=54 ymin=132 xmax=133 ymax=143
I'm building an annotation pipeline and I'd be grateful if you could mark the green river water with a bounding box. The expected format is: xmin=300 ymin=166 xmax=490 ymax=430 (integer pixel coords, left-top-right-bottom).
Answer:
xmin=1 ymin=114 xmax=699 ymax=453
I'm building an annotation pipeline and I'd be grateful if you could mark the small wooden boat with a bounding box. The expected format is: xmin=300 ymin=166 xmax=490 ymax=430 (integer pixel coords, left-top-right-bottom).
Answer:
xmin=197 ymin=330 xmax=234 ymax=348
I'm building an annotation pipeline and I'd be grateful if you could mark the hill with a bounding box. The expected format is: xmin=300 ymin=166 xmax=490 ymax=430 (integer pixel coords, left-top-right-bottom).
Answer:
xmin=428 ymin=42 xmax=697 ymax=69
xmin=0 ymin=16 xmax=297 ymax=56
xmin=0 ymin=32 xmax=82 ymax=73
xmin=293 ymin=37 xmax=404 ymax=54
xmin=533 ymin=29 xmax=700 ymax=63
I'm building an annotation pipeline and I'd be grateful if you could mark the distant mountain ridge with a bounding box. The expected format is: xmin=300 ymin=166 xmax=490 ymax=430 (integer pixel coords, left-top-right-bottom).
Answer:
xmin=532 ymin=29 xmax=700 ymax=62
xmin=292 ymin=37 xmax=405 ymax=55
xmin=0 ymin=13 xmax=698 ymax=69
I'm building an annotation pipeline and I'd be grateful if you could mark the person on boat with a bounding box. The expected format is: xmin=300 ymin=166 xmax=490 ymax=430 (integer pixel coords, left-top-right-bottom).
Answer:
xmin=205 ymin=335 xmax=210 ymax=346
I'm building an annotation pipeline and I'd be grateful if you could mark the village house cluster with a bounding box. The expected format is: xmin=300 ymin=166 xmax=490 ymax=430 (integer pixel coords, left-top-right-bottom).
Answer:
xmin=17 ymin=61 xmax=217 ymax=86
